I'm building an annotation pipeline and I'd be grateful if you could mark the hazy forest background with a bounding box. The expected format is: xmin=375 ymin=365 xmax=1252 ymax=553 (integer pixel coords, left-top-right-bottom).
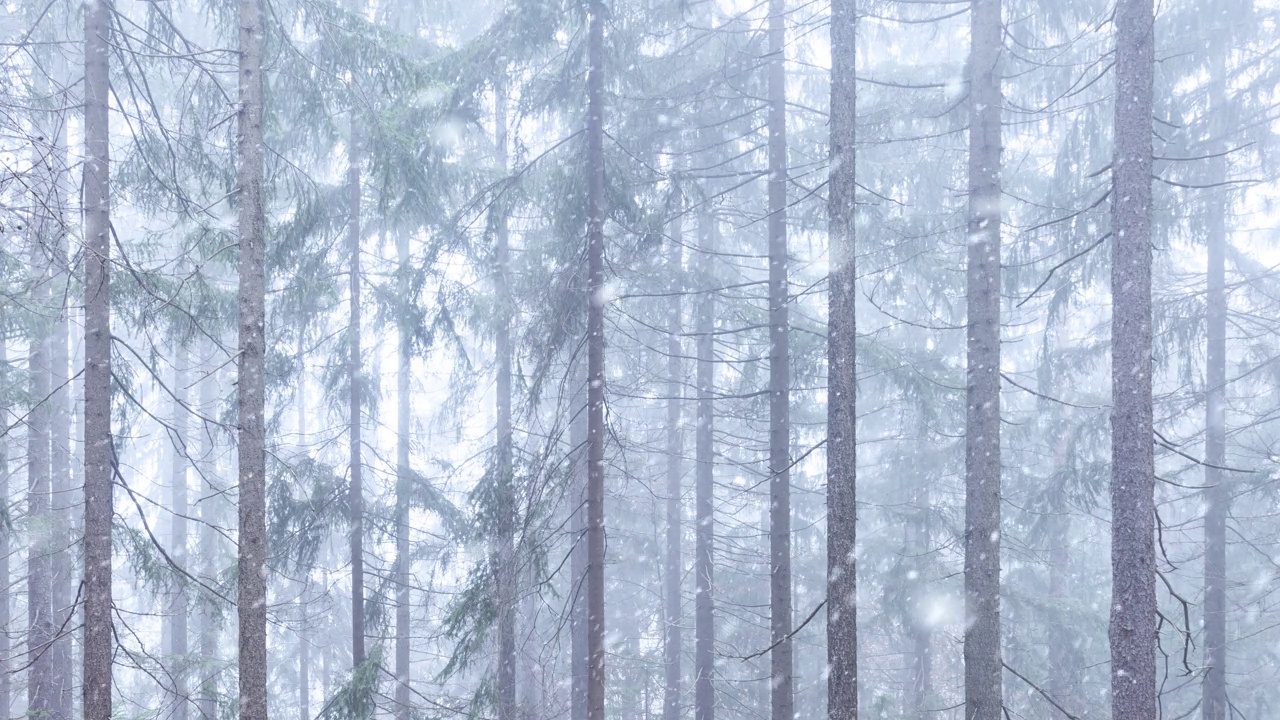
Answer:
xmin=1 ymin=0 xmax=1279 ymax=719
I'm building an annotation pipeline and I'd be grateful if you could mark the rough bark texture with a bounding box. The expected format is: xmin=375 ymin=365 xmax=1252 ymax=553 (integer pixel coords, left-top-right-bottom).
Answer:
xmin=82 ymin=1 xmax=115 ymax=716
xmin=662 ymin=188 xmax=684 ymax=720
xmin=1109 ymin=0 xmax=1157 ymax=717
xmin=348 ymin=110 xmax=366 ymax=672
xmin=766 ymin=2 xmax=793 ymax=718
xmin=236 ymin=0 xmax=269 ymax=714
xmin=395 ymin=232 xmax=413 ymax=720
xmin=1200 ymin=60 xmax=1229 ymax=720
xmin=963 ymin=1 xmax=1003 ymax=718
xmin=585 ymin=0 xmax=607 ymax=716
xmin=694 ymin=211 xmax=717 ymax=720
xmin=827 ymin=1 xmax=857 ymax=717
xmin=166 ymin=353 xmax=191 ymax=720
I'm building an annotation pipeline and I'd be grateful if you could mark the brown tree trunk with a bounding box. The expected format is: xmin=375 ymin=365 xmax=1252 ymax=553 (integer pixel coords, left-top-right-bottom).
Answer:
xmin=82 ymin=0 xmax=114 ymax=716
xmin=766 ymin=2 xmax=793 ymax=718
xmin=826 ymin=0 xmax=857 ymax=717
xmin=585 ymin=0 xmax=607 ymax=715
xmin=236 ymin=0 xmax=269 ymax=714
xmin=963 ymin=1 xmax=1003 ymax=718
xmin=1109 ymin=0 xmax=1157 ymax=717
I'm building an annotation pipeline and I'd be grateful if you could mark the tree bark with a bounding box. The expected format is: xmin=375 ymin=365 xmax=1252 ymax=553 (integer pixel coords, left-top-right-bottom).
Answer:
xmin=29 ymin=240 xmax=55 ymax=720
xmin=694 ymin=212 xmax=717 ymax=720
xmin=166 ymin=351 xmax=191 ymax=720
xmin=1109 ymin=0 xmax=1157 ymax=717
xmin=1200 ymin=53 xmax=1229 ymax=720
xmin=963 ymin=1 xmax=1003 ymax=718
xmin=82 ymin=0 xmax=114 ymax=716
xmin=570 ymin=372 xmax=589 ymax=720
xmin=585 ymin=0 xmax=607 ymax=715
xmin=395 ymin=232 xmax=413 ymax=720
xmin=662 ymin=184 xmax=684 ymax=720
xmin=236 ymin=0 xmax=269 ymax=714
xmin=766 ymin=2 xmax=793 ymax=718
xmin=348 ymin=101 xmax=366 ymax=674
xmin=827 ymin=1 xmax=857 ymax=717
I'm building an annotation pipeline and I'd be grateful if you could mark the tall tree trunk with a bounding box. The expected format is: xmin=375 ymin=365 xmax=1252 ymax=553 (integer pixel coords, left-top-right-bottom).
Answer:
xmin=570 ymin=373 xmax=589 ymax=720
xmin=0 ymin=342 xmax=10 ymax=720
xmin=82 ymin=0 xmax=114 ymax=715
xmin=585 ymin=0 xmax=607 ymax=715
xmin=963 ymin=1 xmax=1003 ymax=718
xmin=29 ymin=243 xmax=55 ymax=720
xmin=495 ymin=80 xmax=519 ymax=720
xmin=766 ymin=2 xmax=793 ymax=718
xmin=826 ymin=1 xmax=857 ymax=717
xmin=1109 ymin=0 xmax=1157 ymax=717
xmin=662 ymin=185 xmax=684 ymax=720
xmin=299 ymin=322 xmax=311 ymax=720
xmin=693 ymin=212 xmax=717 ymax=720
xmin=1200 ymin=54 xmax=1229 ymax=720
xmin=236 ymin=0 xmax=269 ymax=714
xmin=395 ymin=233 xmax=412 ymax=720
xmin=198 ymin=353 xmax=220 ymax=720
xmin=166 ymin=352 xmax=191 ymax=720
xmin=347 ymin=97 xmax=366 ymax=674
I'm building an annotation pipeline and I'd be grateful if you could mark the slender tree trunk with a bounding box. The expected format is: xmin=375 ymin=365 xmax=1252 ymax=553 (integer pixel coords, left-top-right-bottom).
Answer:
xmin=395 ymin=233 xmax=412 ymax=720
xmin=494 ymin=80 xmax=519 ymax=720
xmin=82 ymin=0 xmax=114 ymax=715
xmin=964 ymin=1 xmax=1003 ymax=718
xmin=0 ymin=342 xmax=10 ymax=720
xmin=29 ymin=251 xmax=55 ymax=720
xmin=766 ymin=2 xmax=793 ymax=718
xmin=347 ymin=100 xmax=366 ymax=673
xmin=693 ymin=212 xmax=717 ymax=720
xmin=1200 ymin=56 xmax=1229 ymax=720
xmin=236 ymin=0 xmax=269 ymax=713
xmin=166 ymin=351 xmax=191 ymax=720
xmin=662 ymin=185 xmax=684 ymax=720
xmin=827 ymin=1 xmax=857 ymax=717
xmin=1109 ymin=0 xmax=1157 ymax=717
xmin=585 ymin=0 xmax=607 ymax=715
xmin=299 ymin=322 xmax=311 ymax=720
xmin=198 ymin=355 xmax=220 ymax=720
xmin=570 ymin=373 xmax=589 ymax=720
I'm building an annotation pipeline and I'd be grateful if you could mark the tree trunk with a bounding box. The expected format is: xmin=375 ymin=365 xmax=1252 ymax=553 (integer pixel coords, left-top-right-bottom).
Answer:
xmin=198 ymin=353 xmax=220 ymax=720
xmin=766 ymin=2 xmax=793 ymax=718
xmin=348 ymin=102 xmax=366 ymax=674
xmin=662 ymin=185 xmax=684 ymax=720
xmin=1109 ymin=0 xmax=1157 ymax=717
xmin=299 ymin=322 xmax=311 ymax=720
xmin=963 ymin=1 xmax=1003 ymax=718
xmin=166 ymin=351 xmax=191 ymax=720
xmin=495 ymin=79 xmax=519 ymax=720
xmin=0 ymin=342 xmax=10 ymax=720
xmin=395 ymin=232 xmax=413 ymax=720
xmin=29 ymin=246 xmax=55 ymax=720
xmin=585 ymin=0 xmax=607 ymax=715
xmin=570 ymin=372 xmax=589 ymax=720
xmin=236 ymin=0 xmax=269 ymax=714
xmin=82 ymin=0 xmax=114 ymax=715
xmin=1200 ymin=54 xmax=1229 ymax=720
xmin=826 ymin=1 xmax=857 ymax=717
xmin=694 ymin=212 xmax=717 ymax=720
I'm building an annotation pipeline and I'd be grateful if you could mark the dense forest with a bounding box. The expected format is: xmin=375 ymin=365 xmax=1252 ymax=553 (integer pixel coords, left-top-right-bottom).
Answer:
xmin=1 ymin=0 xmax=1278 ymax=718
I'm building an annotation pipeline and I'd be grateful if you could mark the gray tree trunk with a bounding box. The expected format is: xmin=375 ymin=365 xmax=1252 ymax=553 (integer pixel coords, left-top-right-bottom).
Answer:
xmin=28 ymin=219 xmax=55 ymax=720
xmin=0 ymin=342 xmax=8 ymax=720
xmin=235 ymin=0 xmax=269 ymax=714
xmin=1200 ymin=55 xmax=1229 ymax=720
xmin=348 ymin=107 xmax=366 ymax=673
xmin=1108 ymin=0 xmax=1157 ymax=717
xmin=197 ymin=352 xmax=220 ymax=720
xmin=570 ymin=372 xmax=588 ymax=720
xmin=585 ymin=0 xmax=607 ymax=715
xmin=82 ymin=0 xmax=114 ymax=715
xmin=766 ymin=2 xmax=793 ymax=718
xmin=495 ymin=80 xmax=519 ymax=720
xmin=299 ymin=323 xmax=312 ymax=720
xmin=166 ymin=352 xmax=191 ymax=720
xmin=395 ymin=232 xmax=413 ymax=720
xmin=694 ymin=212 xmax=716 ymax=720
xmin=963 ymin=1 xmax=1003 ymax=718
xmin=662 ymin=185 xmax=684 ymax=720
xmin=826 ymin=1 xmax=857 ymax=717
